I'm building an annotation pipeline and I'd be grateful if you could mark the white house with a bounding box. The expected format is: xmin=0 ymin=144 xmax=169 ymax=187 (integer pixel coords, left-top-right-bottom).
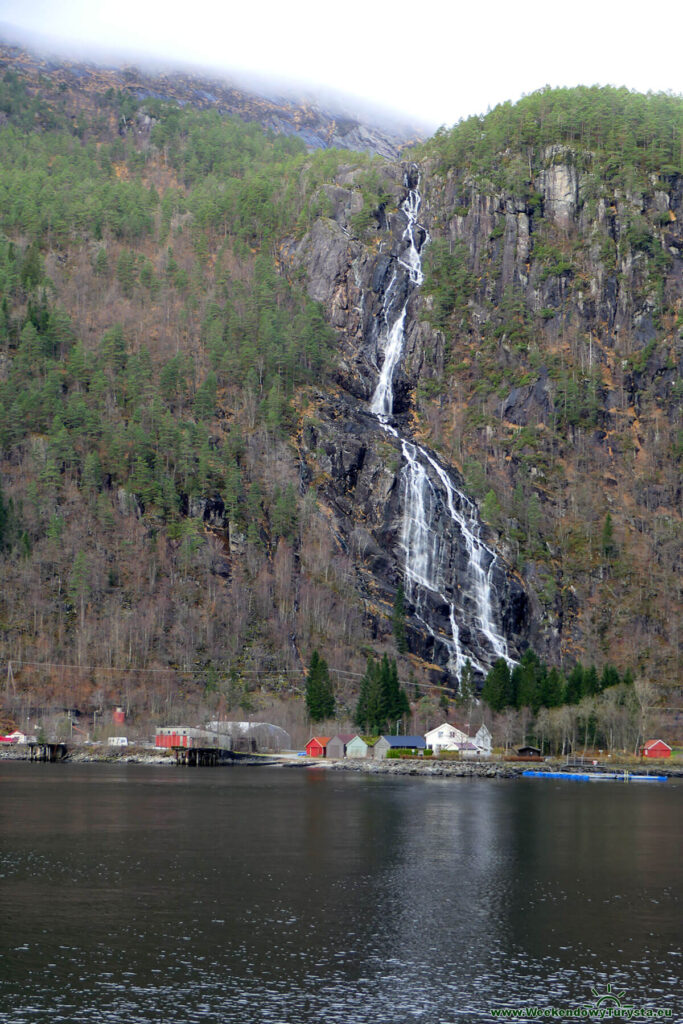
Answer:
xmin=425 ymin=722 xmax=493 ymax=757
xmin=425 ymin=722 xmax=470 ymax=754
xmin=474 ymin=724 xmax=492 ymax=756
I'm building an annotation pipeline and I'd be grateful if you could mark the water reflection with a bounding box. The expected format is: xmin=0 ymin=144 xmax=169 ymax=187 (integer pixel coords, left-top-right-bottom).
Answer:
xmin=0 ymin=764 xmax=680 ymax=1023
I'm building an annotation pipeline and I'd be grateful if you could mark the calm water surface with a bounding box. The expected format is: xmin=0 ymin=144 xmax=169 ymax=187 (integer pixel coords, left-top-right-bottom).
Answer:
xmin=0 ymin=763 xmax=680 ymax=1023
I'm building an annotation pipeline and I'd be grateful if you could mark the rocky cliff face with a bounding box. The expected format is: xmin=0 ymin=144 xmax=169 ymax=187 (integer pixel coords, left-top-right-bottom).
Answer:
xmin=286 ymin=165 xmax=540 ymax=683
xmin=287 ymin=141 xmax=681 ymax=681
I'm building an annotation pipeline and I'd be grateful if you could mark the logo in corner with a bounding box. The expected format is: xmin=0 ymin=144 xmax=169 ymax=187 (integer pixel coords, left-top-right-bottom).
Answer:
xmin=589 ymin=983 xmax=628 ymax=1008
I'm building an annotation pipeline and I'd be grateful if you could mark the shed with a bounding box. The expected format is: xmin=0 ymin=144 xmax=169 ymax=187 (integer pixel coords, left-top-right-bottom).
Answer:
xmin=374 ymin=735 xmax=426 ymax=759
xmin=641 ymin=739 xmax=672 ymax=759
xmin=518 ymin=745 xmax=542 ymax=756
xmin=326 ymin=734 xmax=357 ymax=759
xmin=305 ymin=736 xmax=331 ymax=758
xmin=346 ymin=735 xmax=370 ymax=758
xmin=459 ymin=742 xmax=481 ymax=759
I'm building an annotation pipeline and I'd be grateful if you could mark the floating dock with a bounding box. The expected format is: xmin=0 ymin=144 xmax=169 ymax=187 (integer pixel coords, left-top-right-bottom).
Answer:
xmin=522 ymin=770 xmax=667 ymax=783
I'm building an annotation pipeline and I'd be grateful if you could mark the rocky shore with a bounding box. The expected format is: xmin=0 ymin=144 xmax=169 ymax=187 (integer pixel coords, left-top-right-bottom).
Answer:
xmin=317 ymin=758 xmax=683 ymax=779
xmin=0 ymin=745 xmax=277 ymax=766
xmin=2 ymin=746 xmax=679 ymax=777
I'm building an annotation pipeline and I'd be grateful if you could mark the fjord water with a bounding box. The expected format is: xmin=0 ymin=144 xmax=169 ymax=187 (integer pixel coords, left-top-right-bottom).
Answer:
xmin=0 ymin=764 xmax=680 ymax=1023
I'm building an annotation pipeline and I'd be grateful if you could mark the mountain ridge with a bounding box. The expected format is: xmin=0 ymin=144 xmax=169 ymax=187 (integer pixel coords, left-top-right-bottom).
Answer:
xmin=0 ymin=40 xmax=423 ymax=160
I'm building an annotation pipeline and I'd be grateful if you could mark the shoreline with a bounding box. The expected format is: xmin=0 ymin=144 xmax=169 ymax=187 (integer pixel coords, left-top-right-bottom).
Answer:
xmin=2 ymin=746 xmax=680 ymax=778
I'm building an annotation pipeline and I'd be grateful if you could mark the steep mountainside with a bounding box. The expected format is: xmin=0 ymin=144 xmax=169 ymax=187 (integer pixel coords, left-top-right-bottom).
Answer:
xmin=0 ymin=43 xmax=420 ymax=158
xmin=0 ymin=63 xmax=679 ymax=733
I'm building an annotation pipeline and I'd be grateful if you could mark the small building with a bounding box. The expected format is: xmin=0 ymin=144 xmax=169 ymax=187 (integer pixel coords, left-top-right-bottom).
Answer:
xmin=112 ymin=707 xmax=125 ymax=725
xmin=326 ymin=734 xmax=357 ymax=759
xmin=641 ymin=739 xmax=672 ymax=759
xmin=156 ymin=727 xmax=232 ymax=751
xmin=0 ymin=730 xmax=26 ymax=744
xmin=518 ymin=745 xmax=542 ymax=757
xmin=373 ymin=735 xmax=426 ymax=759
xmin=108 ymin=736 xmax=128 ymax=747
xmin=459 ymin=742 xmax=481 ymax=759
xmin=305 ymin=736 xmax=331 ymax=758
xmin=346 ymin=735 xmax=371 ymax=758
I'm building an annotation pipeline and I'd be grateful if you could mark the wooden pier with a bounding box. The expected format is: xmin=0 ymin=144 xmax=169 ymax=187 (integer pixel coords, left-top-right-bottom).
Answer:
xmin=173 ymin=745 xmax=234 ymax=767
xmin=28 ymin=741 xmax=68 ymax=762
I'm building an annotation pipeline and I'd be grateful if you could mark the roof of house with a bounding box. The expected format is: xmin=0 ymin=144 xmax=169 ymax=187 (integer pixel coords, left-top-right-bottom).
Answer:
xmin=379 ymin=735 xmax=426 ymax=748
xmin=329 ymin=733 xmax=357 ymax=744
xmin=306 ymin=735 xmax=331 ymax=747
xmin=426 ymin=721 xmax=468 ymax=735
xmin=643 ymin=739 xmax=672 ymax=750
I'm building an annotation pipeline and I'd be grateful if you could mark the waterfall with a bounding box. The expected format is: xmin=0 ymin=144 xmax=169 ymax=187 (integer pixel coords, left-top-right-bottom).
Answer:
xmin=369 ymin=168 xmax=512 ymax=680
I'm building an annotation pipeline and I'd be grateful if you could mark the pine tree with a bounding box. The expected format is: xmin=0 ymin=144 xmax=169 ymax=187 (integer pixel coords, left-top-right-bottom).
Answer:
xmin=565 ymin=664 xmax=585 ymax=704
xmin=482 ymin=658 xmax=512 ymax=711
xmin=354 ymin=654 xmax=408 ymax=734
xmin=601 ymin=513 xmax=616 ymax=562
xmin=305 ymin=650 xmax=335 ymax=722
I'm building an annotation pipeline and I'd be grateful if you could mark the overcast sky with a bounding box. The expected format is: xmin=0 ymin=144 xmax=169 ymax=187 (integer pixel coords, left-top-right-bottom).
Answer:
xmin=1 ymin=0 xmax=682 ymax=128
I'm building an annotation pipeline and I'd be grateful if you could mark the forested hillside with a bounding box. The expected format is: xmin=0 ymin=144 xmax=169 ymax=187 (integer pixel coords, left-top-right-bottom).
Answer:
xmin=0 ymin=59 xmax=387 ymax=732
xmin=0 ymin=57 xmax=679 ymax=745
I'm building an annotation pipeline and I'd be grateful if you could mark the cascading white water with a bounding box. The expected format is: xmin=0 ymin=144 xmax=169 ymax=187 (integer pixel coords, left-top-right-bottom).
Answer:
xmin=370 ymin=169 xmax=512 ymax=680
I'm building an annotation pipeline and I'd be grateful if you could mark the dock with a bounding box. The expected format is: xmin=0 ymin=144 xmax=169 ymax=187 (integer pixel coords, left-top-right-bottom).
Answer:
xmin=28 ymin=741 xmax=68 ymax=762
xmin=156 ymin=727 xmax=235 ymax=767
xmin=172 ymin=745 xmax=234 ymax=766
xmin=523 ymin=770 xmax=667 ymax=783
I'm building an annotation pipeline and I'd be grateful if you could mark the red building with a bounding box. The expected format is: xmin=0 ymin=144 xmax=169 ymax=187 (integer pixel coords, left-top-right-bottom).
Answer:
xmin=305 ymin=736 xmax=331 ymax=758
xmin=641 ymin=739 xmax=672 ymax=759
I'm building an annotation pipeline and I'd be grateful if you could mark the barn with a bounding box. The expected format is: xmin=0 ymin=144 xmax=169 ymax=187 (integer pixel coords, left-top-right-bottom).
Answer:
xmin=641 ymin=739 xmax=672 ymax=759
xmin=305 ymin=736 xmax=331 ymax=758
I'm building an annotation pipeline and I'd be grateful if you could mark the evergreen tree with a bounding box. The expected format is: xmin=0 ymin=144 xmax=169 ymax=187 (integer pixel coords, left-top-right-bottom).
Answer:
xmin=355 ymin=654 xmax=409 ymax=734
xmin=457 ymin=658 xmax=476 ymax=706
xmin=583 ymin=666 xmax=600 ymax=697
xmin=600 ymin=663 xmax=621 ymax=691
xmin=512 ymin=648 xmax=555 ymax=712
xmin=305 ymin=650 xmax=335 ymax=722
xmin=565 ymin=664 xmax=585 ymax=705
xmin=541 ymin=666 xmax=566 ymax=708
xmin=482 ymin=658 xmax=512 ymax=711
xmin=601 ymin=513 xmax=616 ymax=562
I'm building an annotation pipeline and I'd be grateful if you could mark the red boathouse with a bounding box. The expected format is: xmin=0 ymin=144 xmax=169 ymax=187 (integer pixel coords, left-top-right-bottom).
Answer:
xmin=305 ymin=736 xmax=330 ymax=758
xmin=641 ymin=739 xmax=672 ymax=759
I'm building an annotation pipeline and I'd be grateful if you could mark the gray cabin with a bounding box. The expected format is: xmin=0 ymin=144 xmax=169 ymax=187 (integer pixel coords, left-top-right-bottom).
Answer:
xmin=326 ymin=734 xmax=357 ymax=759
xmin=373 ymin=735 xmax=426 ymax=759
xmin=346 ymin=736 xmax=370 ymax=758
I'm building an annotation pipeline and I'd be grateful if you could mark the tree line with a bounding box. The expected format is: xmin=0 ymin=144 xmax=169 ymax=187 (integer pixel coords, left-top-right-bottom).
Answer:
xmin=482 ymin=649 xmax=634 ymax=714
